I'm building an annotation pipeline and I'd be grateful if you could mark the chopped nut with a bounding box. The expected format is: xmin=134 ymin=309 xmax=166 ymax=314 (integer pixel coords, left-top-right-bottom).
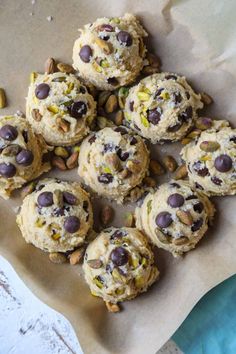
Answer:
xmin=201 ymin=92 xmax=213 ymax=105
xmin=176 ymin=210 xmax=193 ymax=226
xmin=95 ymin=38 xmax=113 ymax=54
xmin=195 ymin=117 xmax=213 ymax=130
xmin=56 ymin=117 xmax=70 ymax=132
xmin=118 ymin=87 xmax=129 ymax=109
xmin=141 ymin=65 xmax=160 ymax=75
xmin=115 ymin=110 xmax=124 ymax=126
xmin=87 ymin=259 xmax=103 ymax=269
xmin=57 ymin=62 xmax=75 ymax=74
xmin=163 ymin=155 xmax=178 ymax=172
xmin=0 ymin=88 xmax=7 ymax=109
xmin=98 ymin=91 xmax=111 ymax=107
xmin=105 ymin=301 xmax=120 ymax=313
xmin=174 ymin=164 xmax=188 ymax=180
xmin=100 ymin=205 xmax=114 ymax=226
xmin=105 ymin=153 xmax=121 ymax=171
xmin=69 ymin=247 xmax=85 ymax=265
xmin=129 ymin=186 xmax=143 ymax=203
xmin=54 ymin=146 xmax=69 ymax=158
xmin=200 ymin=141 xmax=220 ymax=152
xmin=127 ymin=160 xmax=142 ymax=173
xmin=32 ymin=109 xmax=42 ymax=122
xmin=187 ymin=129 xmax=201 ymax=139
xmin=124 ymin=212 xmax=135 ymax=227
xmin=2 ymin=144 xmax=21 ymax=156
xmin=181 ymin=138 xmax=192 ymax=145
xmin=146 ymin=52 xmax=161 ymax=68
xmin=21 ymin=181 xmax=37 ymax=198
xmin=44 ymin=57 xmax=57 ymax=74
xmin=143 ymin=176 xmax=156 ymax=187
xmin=105 ymin=94 xmax=118 ymax=113
xmin=66 ymin=151 xmax=79 ymax=169
xmin=49 ymin=252 xmax=67 ymax=264
xmin=149 ymin=160 xmax=165 ymax=175
xmin=96 ymin=116 xmax=114 ymax=129
xmin=173 ymin=236 xmax=189 ymax=245
xmin=137 ymin=91 xmax=150 ymax=101
xmin=52 ymin=156 xmax=67 ymax=170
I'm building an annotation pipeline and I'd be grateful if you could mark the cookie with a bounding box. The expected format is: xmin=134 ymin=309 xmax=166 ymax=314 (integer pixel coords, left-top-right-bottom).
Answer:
xmin=72 ymin=13 xmax=147 ymax=90
xmin=181 ymin=121 xmax=236 ymax=195
xmin=0 ymin=115 xmax=50 ymax=199
xmin=83 ymin=227 xmax=159 ymax=303
xmin=135 ymin=180 xmax=215 ymax=256
xmin=17 ymin=178 xmax=93 ymax=253
xmin=124 ymin=72 xmax=203 ymax=144
xmin=78 ymin=126 xmax=149 ymax=203
xmin=26 ymin=72 xmax=96 ymax=146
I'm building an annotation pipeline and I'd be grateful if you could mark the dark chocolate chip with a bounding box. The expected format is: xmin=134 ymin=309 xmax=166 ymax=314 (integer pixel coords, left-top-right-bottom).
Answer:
xmin=35 ymin=83 xmax=50 ymax=99
xmin=133 ymin=123 xmax=141 ymax=131
xmin=0 ymin=162 xmax=16 ymax=178
xmin=130 ymin=136 xmax=137 ymax=145
xmin=195 ymin=182 xmax=204 ymax=190
xmin=63 ymin=192 xmax=77 ymax=205
xmin=0 ymin=125 xmax=18 ymax=141
xmin=98 ymin=173 xmax=113 ymax=184
xmin=88 ymin=134 xmax=97 ymax=144
xmin=167 ymin=122 xmax=182 ymax=132
xmin=191 ymin=218 xmax=203 ymax=232
xmin=179 ymin=106 xmax=193 ymax=122
xmin=117 ymin=149 xmax=129 ymax=161
xmin=117 ymin=31 xmax=132 ymax=46
xmin=79 ymin=86 xmax=86 ymax=94
xmin=83 ymin=200 xmax=89 ymax=212
xmin=173 ymin=92 xmax=182 ymax=104
xmin=165 ymin=74 xmax=177 ymax=80
xmin=214 ymin=154 xmax=232 ymax=172
xmin=211 ymin=176 xmax=222 ymax=185
xmin=193 ymin=161 xmax=209 ymax=176
xmin=79 ymin=45 xmax=92 ymax=63
xmin=70 ymin=101 xmax=87 ymax=119
xmin=103 ymin=143 xmax=115 ymax=153
xmin=37 ymin=192 xmax=53 ymax=207
xmin=147 ymin=108 xmax=161 ymax=125
xmin=107 ymin=77 xmax=119 ymax=86
xmin=230 ymin=136 xmax=236 ymax=143
xmin=185 ymin=91 xmax=190 ymax=99
xmin=54 ymin=207 xmax=65 ymax=217
xmin=154 ymin=88 xmax=164 ymax=99
xmin=186 ymin=194 xmax=198 ymax=200
xmin=129 ymin=101 xmax=134 ymax=112
xmin=167 ymin=193 xmax=185 ymax=208
xmin=15 ymin=149 xmax=34 ymax=166
xmin=155 ymin=212 xmax=173 ymax=228
xmin=193 ymin=202 xmax=204 ymax=213
xmin=170 ymin=182 xmax=180 ymax=188
xmin=64 ymin=216 xmax=80 ymax=233
xmin=110 ymin=229 xmax=126 ymax=241
xmin=110 ymin=246 xmax=129 ymax=266
xmin=22 ymin=130 xmax=28 ymax=144
xmin=114 ymin=127 xmax=127 ymax=135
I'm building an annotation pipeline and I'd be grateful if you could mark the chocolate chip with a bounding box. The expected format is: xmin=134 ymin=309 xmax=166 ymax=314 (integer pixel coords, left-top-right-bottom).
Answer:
xmin=54 ymin=207 xmax=65 ymax=217
xmin=79 ymin=45 xmax=92 ymax=63
xmin=37 ymin=192 xmax=53 ymax=207
xmin=35 ymin=83 xmax=50 ymax=99
xmin=155 ymin=212 xmax=173 ymax=228
xmin=79 ymin=86 xmax=86 ymax=94
xmin=167 ymin=122 xmax=182 ymax=132
xmin=63 ymin=192 xmax=77 ymax=205
xmin=129 ymin=101 xmax=134 ymax=112
xmin=165 ymin=74 xmax=177 ymax=80
xmin=70 ymin=101 xmax=87 ymax=119
xmin=191 ymin=218 xmax=203 ymax=232
xmin=179 ymin=106 xmax=193 ymax=122
xmin=110 ymin=229 xmax=126 ymax=241
xmin=117 ymin=31 xmax=132 ymax=46
xmin=147 ymin=108 xmax=161 ymax=125
xmin=193 ymin=161 xmax=209 ymax=176
xmin=88 ymin=135 xmax=96 ymax=145
xmin=154 ymin=88 xmax=164 ymax=99
xmin=98 ymin=173 xmax=113 ymax=184
xmin=214 ymin=154 xmax=232 ymax=172
xmin=117 ymin=149 xmax=129 ymax=161
xmin=130 ymin=137 xmax=137 ymax=145
xmin=193 ymin=202 xmax=204 ymax=213
xmin=167 ymin=193 xmax=184 ymax=208
xmin=103 ymin=143 xmax=115 ymax=153
xmin=173 ymin=92 xmax=182 ymax=104
xmin=64 ymin=216 xmax=80 ymax=233
xmin=99 ymin=24 xmax=114 ymax=32
xmin=170 ymin=182 xmax=180 ymax=188
xmin=22 ymin=130 xmax=28 ymax=144
xmin=186 ymin=194 xmax=198 ymax=200
xmin=83 ymin=200 xmax=89 ymax=212
xmin=185 ymin=91 xmax=190 ymax=99
xmin=195 ymin=182 xmax=204 ymax=190
xmin=0 ymin=125 xmax=18 ymax=141
xmin=107 ymin=77 xmax=119 ymax=86
xmin=0 ymin=162 xmax=16 ymax=178
xmin=114 ymin=127 xmax=127 ymax=135
xmin=133 ymin=123 xmax=141 ymax=131
xmin=211 ymin=176 xmax=222 ymax=185
xmin=110 ymin=246 xmax=129 ymax=266
xmin=230 ymin=136 xmax=236 ymax=143
xmin=16 ymin=149 xmax=34 ymax=166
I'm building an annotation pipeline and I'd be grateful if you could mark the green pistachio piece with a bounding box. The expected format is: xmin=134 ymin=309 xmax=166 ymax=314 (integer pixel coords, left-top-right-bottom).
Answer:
xmin=52 ymin=76 xmax=67 ymax=82
xmin=93 ymin=276 xmax=104 ymax=289
xmin=30 ymin=72 xmax=38 ymax=83
xmin=137 ymin=92 xmax=150 ymax=101
xmin=140 ymin=114 xmax=150 ymax=128
xmin=47 ymin=105 xmax=59 ymax=114
xmin=147 ymin=200 xmax=152 ymax=215
xmin=100 ymin=59 xmax=110 ymax=68
xmin=135 ymin=275 xmax=145 ymax=288
xmin=200 ymin=141 xmax=220 ymax=152
xmin=112 ymin=268 xmax=126 ymax=283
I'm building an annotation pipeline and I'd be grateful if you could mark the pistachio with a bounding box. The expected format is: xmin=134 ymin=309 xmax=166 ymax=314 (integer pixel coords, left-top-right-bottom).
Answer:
xmin=48 ymin=105 xmax=59 ymax=114
xmin=141 ymin=65 xmax=160 ymax=75
xmin=100 ymin=205 xmax=114 ymax=226
xmin=173 ymin=236 xmax=189 ymax=245
xmin=21 ymin=181 xmax=37 ymax=198
xmin=176 ymin=210 xmax=193 ymax=226
xmin=105 ymin=94 xmax=118 ymax=113
xmin=51 ymin=232 xmax=61 ymax=240
xmin=69 ymin=247 xmax=86 ymax=265
xmin=52 ymin=76 xmax=66 ymax=83
xmin=87 ymin=259 xmax=103 ymax=269
xmin=156 ymin=231 xmax=170 ymax=244
xmin=163 ymin=155 xmax=178 ymax=172
xmin=135 ymin=275 xmax=145 ymax=288
xmin=86 ymin=82 xmax=97 ymax=98
xmin=195 ymin=117 xmax=213 ymax=130
xmin=73 ymin=145 xmax=80 ymax=153
xmin=100 ymin=58 xmax=109 ymax=68
xmin=201 ymin=92 xmax=213 ymax=105
xmin=0 ymin=88 xmax=7 ymax=109
xmin=30 ymin=72 xmax=38 ymax=83
xmin=124 ymin=212 xmax=135 ymax=227
xmin=32 ymin=108 xmax=42 ymax=122
xmin=95 ymin=37 xmax=113 ymax=54
xmin=54 ymin=146 xmax=69 ymax=158
xmin=105 ymin=153 xmax=121 ymax=171
xmin=98 ymin=91 xmax=111 ymax=107
xmin=49 ymin=252 xmax=67 ymax=264
xmin=56 ymin=117 xmax=70 ymax=132
xmin=105 ymin=301 xmax=120 ymax=313
xmin=130 ymin=257 xmax=139 ymax=268
xmin=140 ymin=113 xmax=150 ymax=128
xmin=143 ymin=176 xmax=156 ymax=187
xmin=146 ymin=52 xmax=161 ymax=68
xmin=35 ymin=218 xmax=46 ymax=227
xmin=44 ymin=57 xmax=57 ymax=74
xmin=2 ymin=144 xmax=21 ymax=156
xmin=127 ymin=160 xmax=141 ymax=173
xmin=52 ymin=156 xmax=67 ymax=170
xmin=200 ymin=155 xmax=212 ymax=161
xmin=53 ymin=189 xmax=63 ymax=207
xmin=66 ymin=151 xmax=79 ymax=169
xmin=137 ymin=91 xmax=150 ymax=101
xmin=147 ymin=200 xmax=152 ymax=215
xmin=64 ymin=83 xmax=74 ymax=95
xmin=112 ymin=268 xmax=126 ymax=282
xmin=149 ymin=160 xmax=165 ymax=176
xmin=118 ymin=87 xmax=129 ymax=109
xmin=114 ymin=111 xmax=124 ymax=126
xmin=174 ymin=164 xmax=188 ymax=180
xmin=187 ymin=129 xmax=201 ymax=139
xmin=57 ymin=62 xmax=75 ymax=74
xmin=93 ymin=276 xmax=104 ymax=289
xmin=181 ymin=138 xmax=192 ymax=145
xmin=200 ymin=141 xmax=220 ymax=152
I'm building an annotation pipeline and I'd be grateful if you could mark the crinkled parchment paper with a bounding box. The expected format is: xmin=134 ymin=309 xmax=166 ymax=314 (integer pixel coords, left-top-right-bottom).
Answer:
xmin=0 ymin=1 xmax=236 ymax=353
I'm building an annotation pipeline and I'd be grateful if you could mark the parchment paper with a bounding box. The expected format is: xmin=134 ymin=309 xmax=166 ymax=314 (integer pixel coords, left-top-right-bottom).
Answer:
xmin=0 ymin=1 xmax=236 ymax=353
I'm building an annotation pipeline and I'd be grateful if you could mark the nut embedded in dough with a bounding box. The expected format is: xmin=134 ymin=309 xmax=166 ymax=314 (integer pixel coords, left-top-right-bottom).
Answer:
xmin=83 ymin=227 xmax=159 ymax=304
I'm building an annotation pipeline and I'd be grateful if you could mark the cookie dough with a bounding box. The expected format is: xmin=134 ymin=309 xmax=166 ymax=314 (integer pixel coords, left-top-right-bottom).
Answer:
xmin=78 ymin=126 xmax=149 ymax=202
xmin=72 ymin=13 xmax=147 ymax=90
xmin=26 ymin=72 xmax=96 ymax=146
xmin=83 ymin=227 xmax=159 ymax=303
xmin=124 ymin=72 xmax=203 ymax=144
xmin=0 ymin=115 xmax=50 ymax=199
xmin=135 ymin=180 xmax=215 ymax=256
xmin=181 ymin=121 xmax=236 ymax=195
xmin=17 ymin=178 xmax=93 ymax=253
